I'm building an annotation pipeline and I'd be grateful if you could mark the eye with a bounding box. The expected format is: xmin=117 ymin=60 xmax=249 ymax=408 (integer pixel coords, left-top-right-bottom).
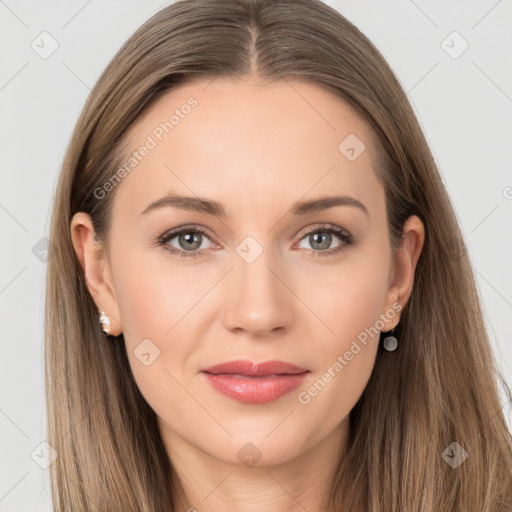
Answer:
xmin=157 ymin=223 xmax=354 ymax=260
xmin=158 ymin=226 xmax=215 ymax=259
xmin=295 ymin=224 xmax=353 ymax=257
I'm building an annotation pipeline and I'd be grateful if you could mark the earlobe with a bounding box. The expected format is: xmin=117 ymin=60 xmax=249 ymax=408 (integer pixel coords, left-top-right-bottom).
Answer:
xmin=69 ymin=212 xmax=123 ymax=336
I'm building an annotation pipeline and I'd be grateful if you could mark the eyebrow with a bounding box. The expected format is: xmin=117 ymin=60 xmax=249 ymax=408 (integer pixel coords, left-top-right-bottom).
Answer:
xmin=139 ymin=193 xmax=369 ymax=218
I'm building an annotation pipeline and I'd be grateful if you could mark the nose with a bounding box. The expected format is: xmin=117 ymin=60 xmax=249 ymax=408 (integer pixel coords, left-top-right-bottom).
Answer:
xmin=221 ymin=245 xmax=295 ymax=338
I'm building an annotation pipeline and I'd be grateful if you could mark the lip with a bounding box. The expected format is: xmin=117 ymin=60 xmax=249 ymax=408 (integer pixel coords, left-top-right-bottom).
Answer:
xmin=201 ymin=360 xmax=310 ymax=404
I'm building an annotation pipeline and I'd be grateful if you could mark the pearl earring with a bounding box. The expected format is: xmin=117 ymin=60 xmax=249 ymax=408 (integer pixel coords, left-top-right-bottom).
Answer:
xmin=382 ymin=328 xmax=398 ymax=352
xmin=99 ymin=310 xmax=111 ymax=335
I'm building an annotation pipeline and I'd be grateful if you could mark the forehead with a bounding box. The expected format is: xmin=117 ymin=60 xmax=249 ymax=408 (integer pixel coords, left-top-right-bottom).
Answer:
xmin=114 ymin=77 xmax=383 ymax=220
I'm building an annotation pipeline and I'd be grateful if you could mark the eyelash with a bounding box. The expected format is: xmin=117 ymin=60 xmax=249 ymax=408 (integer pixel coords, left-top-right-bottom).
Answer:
xmin=157 ymin=224 xmax=354 ymax=259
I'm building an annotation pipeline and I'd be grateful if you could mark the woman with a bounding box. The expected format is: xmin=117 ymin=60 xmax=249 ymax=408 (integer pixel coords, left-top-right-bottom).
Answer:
xmin=45 ymin=0 xmax=512 ymax=510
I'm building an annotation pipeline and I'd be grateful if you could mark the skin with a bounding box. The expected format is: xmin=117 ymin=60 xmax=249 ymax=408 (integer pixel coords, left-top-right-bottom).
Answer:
xmin=71 ymin=76 xmax=424 ymax=511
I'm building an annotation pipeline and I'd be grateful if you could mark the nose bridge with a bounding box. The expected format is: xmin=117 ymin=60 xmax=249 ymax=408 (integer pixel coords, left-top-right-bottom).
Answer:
xmin=222 ymin=233 xmax=294 ymax=336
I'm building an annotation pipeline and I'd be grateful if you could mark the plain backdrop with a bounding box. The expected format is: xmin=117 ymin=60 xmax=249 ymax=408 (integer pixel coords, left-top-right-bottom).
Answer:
xmin=1 ymin=0 xmax=511 ymax=510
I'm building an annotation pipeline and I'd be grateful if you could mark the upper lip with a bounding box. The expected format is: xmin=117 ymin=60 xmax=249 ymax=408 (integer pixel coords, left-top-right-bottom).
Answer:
xmin=201 ymin=360 xmax=309 ymax=377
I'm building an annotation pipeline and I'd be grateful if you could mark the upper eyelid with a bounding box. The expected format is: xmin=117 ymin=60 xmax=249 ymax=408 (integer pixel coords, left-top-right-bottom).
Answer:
xmin=159 ymin=224 xmax=212 ymax=240
xmin=295 ymin=224 xmax=350 ymax=238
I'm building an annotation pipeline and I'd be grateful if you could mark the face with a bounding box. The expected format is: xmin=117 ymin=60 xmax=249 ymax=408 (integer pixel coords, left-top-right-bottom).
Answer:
xmin=72 ymin=77 xmax=423 ymax=468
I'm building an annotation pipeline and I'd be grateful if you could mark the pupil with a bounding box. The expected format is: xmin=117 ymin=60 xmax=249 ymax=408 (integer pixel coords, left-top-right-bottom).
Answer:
xmin=311 ymin=231 xmax=331 ymax=250
xmin=180 ymin=232 xmax=201 ymax=250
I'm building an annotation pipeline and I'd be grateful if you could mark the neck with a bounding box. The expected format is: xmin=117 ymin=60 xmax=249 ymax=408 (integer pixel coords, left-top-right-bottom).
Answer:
xmin=162 ymin=418 xmax=350 ymax=512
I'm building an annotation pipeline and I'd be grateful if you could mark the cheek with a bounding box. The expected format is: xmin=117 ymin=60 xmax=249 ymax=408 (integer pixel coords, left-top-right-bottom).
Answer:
xmin=299 ymin=247 xmax=390 ymax=414
xmin=296 ymin=269 xmax=388 ymax=436
xmin=109 ymin=245 xmax=216 ymax=399
xmin=109 ymin=249 xmax=199 ymax=419
xmin=111 ymin=241 xmax=215 ymax=340
xmin=310 ymin=253 xmax=391 ymax=352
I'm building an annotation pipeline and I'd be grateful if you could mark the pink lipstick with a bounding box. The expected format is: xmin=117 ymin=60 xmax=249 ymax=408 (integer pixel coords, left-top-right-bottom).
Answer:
xmin=201 ymin=360 xmax=310 ymax=404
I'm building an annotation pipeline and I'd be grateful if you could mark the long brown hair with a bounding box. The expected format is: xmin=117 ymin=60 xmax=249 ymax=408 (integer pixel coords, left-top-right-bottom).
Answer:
xmin=45 ymin=0 xmax=512 ymax=510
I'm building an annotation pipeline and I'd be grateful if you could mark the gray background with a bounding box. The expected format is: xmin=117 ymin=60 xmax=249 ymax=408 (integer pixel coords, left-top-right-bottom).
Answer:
xmin=1 ymin=0 xmax=511 ymax=510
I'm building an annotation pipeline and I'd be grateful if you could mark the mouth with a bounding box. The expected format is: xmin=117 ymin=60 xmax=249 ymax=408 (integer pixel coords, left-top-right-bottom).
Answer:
xmin=201 ymin=360 xmax=310 ymax=404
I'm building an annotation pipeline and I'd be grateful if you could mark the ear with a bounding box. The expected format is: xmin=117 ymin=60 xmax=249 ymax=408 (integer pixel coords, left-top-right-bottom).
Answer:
xmin=380 ymin=214 xmax=425 ymax=330
xmin=70 ymin=212 xmax=123 ymax=336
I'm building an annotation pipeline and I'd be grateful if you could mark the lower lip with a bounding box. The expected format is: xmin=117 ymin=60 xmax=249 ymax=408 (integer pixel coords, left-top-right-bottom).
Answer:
xmin=202 ymin=372 xmax=309 ymax=404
